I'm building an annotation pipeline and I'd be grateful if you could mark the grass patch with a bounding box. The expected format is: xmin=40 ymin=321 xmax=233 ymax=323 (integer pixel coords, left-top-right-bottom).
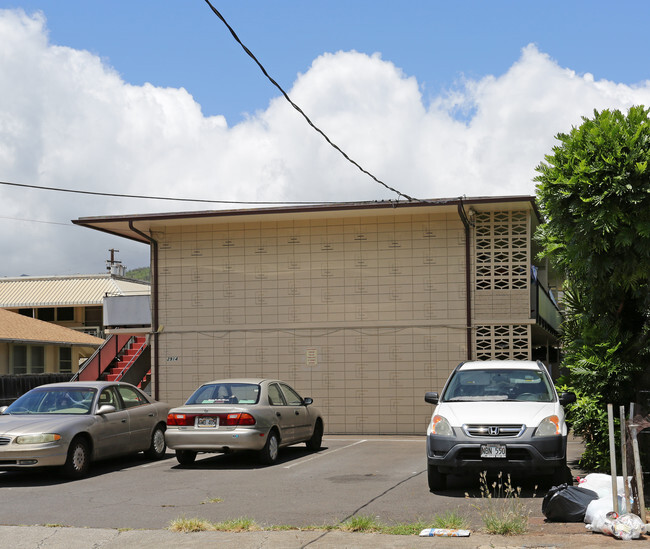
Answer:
xmin=466 ymin=471 xmax=532 ymax=535
xmin=429 ymin=510 xmax=470 ymax=530
xmin=168 ymin=517 xmax=216 ymax=533
xmin=212 ymin=518 xmax=259 ymax=532
xmin=200 ymin=497 xmax=223 ymax=505
xmin=338 ymin=512 xmax=469 ymax=536
xmin=168 ymin=516 xmax=259 ymax=533
xmin=167 ymin=510 xmax=472 ymax=537
xmin=339 ymin=515 xmax=382 ymax=533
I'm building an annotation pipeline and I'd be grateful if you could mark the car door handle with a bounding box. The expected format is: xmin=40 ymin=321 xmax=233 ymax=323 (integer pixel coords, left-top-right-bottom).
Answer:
xmin=121 ymin=419 xmax=127 ymax=423
xmin=295 ymin=410 xmax=300 ymax=415
xmin=148 ymin=413 xmax=155 ymax=417
xmin=276 ymin=412 xmax=282 ymax=417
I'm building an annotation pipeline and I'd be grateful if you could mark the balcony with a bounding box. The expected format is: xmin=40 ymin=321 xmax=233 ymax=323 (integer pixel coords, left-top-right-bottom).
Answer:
xmin=531 ymin=279 xmax=562 ymax=335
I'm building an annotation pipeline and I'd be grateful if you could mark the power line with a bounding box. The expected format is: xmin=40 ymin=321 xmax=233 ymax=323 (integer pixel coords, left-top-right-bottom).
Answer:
xmin=0 ymin=180 xmax=379 ymax=205
xmin=202 ymin=0 xmax=418 ymax=203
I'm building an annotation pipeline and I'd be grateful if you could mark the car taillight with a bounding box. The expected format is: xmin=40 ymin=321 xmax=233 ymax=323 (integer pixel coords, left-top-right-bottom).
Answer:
xmin=221 ymin=412 xmax=256 ymax=426
xmin=167 ymin=413 xmax=197 ymax=426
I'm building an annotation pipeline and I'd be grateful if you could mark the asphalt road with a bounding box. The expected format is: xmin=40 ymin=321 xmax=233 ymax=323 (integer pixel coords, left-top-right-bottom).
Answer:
xmin=0 ymin=435 xmax=583 ymax=531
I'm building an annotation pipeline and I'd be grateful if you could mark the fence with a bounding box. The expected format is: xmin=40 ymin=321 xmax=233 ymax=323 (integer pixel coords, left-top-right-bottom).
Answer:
xmin=0 ymin=373 xmax=74 ymax=406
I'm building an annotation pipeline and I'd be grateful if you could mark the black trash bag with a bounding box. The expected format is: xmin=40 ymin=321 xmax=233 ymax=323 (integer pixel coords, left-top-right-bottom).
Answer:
xmin=542 ymin=483 xmax=599 ymax=522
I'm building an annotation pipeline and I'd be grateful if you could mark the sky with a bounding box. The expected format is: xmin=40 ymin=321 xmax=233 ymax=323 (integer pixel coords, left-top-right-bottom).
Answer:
xmin=1 ymin=1 xmax=650 ymax=277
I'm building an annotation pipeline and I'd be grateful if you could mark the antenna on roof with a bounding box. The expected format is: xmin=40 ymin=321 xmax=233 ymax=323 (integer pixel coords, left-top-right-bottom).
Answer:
xmin=106 ymin=248 xmax=126 ymax=277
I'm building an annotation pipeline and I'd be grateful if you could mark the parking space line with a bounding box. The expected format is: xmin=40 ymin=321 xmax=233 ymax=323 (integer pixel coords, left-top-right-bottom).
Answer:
xmin=283 ymin=439 xmax=367 ymax=469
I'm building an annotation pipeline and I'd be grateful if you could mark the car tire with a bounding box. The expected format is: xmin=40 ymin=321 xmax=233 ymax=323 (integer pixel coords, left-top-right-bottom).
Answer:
xmin=305 ymin=420 xmax=323 ymax=451
xmin=427 ymin=464 xmax=447 ymax=491
xmin=62 ymin=437 xmax=90 ymax=479
xmin=175 ymin=450 xmax=197 ymax=466
xmin=144 ymin=424 xmax=166 ymax=460
xmin=259 ymin=430 xmax=279 ymax=465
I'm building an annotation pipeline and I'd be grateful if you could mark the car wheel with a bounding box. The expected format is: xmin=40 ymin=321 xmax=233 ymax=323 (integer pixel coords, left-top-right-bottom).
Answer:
xmin=259 ymin=430 xmax=279 ymax=465
xmin=144 ymin=424 xmax=166 ymax=460
xmin=305 ymin=420 xmax=323 ymax=451
xmin=427 ymin=464 xmax=447 ymax=491
xmin=175 ymin=450 xmax=197 ymax=466
xmin=62 ymin=437 xmax=90 ymax=479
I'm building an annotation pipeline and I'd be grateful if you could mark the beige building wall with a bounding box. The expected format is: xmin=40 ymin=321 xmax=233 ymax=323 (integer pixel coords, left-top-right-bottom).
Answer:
xmin=151 ymin=206 xmax=539 ymax=435
xmin=153 ymin=211 xmax=472 ymax=434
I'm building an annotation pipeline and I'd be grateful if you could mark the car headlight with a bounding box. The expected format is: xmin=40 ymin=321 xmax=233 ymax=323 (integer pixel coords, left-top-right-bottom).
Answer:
xmin=15 ymin=433 xmax=62 ymax=444
xmin=534 ymin=415 xmax=560 ymax=437
xmin=430 ymin=415 xmax=453 ymax=436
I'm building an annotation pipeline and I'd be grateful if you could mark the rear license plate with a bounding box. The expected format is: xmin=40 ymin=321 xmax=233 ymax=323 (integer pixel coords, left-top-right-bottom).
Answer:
xmin=480 ymin=444 xmax=506 ymax=458
xmin=197 ymin=416 xmax=218 ymax=428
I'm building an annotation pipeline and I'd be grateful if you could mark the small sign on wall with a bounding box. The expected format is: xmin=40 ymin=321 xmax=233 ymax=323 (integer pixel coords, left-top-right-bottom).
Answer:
xmin=306 ymin=348 xmax=318 ymax=366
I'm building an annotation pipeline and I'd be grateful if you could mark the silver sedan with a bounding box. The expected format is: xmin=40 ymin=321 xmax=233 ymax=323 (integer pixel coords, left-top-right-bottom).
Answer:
xmin=165 ymin=378 xmax=324 ymax=466
xmin=0 ymin=381 xmax=169 ymax=478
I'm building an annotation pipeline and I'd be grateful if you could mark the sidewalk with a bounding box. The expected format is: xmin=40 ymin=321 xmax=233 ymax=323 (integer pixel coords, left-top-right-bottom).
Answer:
xmin=0 ymin=521 xmax=637 ymax=549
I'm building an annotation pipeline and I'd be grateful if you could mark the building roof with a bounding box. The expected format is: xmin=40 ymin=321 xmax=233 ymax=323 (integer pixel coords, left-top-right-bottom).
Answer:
xmin=72 ymin=196 xmax=541 ymax=244
xmin=0 ymin=308 xmax=105 ymax=346
xmin=0 ymin=274 xmax=150 ymax=309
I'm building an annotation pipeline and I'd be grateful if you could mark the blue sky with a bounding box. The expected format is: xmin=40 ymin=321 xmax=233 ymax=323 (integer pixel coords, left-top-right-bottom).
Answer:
xmin=1 ymin=1 xmax=650 ymax=275
xmin=6 ymin=1 xmax=650 ymax=123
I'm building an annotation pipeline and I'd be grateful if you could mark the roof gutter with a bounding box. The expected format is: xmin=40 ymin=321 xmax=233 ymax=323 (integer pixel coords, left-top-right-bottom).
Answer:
xmin=128 ymin=221 xmax=160 ymax=401
xmin=458 ymin=198 xmax=473 ymax=361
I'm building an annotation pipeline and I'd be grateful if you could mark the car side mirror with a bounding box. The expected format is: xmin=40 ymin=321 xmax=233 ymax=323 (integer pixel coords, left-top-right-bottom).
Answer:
xmin=0 ymin=406 xmax=7 ymax=414
xmin=424 ymin=392 xmax=439 ymax=405
xmin=97 ymin=404 xmax=116 ymax=415
xmin=559 ymin=392 xmax=576 ymax=406
xmin=303 ymin=397 xmax=313 ymax=406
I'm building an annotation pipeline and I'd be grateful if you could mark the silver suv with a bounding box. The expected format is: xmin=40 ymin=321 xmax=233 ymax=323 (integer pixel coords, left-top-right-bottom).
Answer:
xmin=424 ymin=360 xmax=576 ymax=491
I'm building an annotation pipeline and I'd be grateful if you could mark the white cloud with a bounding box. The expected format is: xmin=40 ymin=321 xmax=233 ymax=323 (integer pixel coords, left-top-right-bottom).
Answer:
xmin=1 ymin=10 xmax=650 ymax=276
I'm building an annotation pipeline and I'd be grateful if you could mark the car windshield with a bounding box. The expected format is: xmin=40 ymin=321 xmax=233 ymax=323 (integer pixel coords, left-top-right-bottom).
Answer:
xmin=185 ymin=383 xmax=261 ymax=405
xmin=5 ymin=387 xmax=96 ymax=415
xmin=442 ymin=369 xmax=554 ymax=402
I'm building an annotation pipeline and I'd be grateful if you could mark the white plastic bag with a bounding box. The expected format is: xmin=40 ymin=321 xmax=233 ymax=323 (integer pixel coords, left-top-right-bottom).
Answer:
xmin=578 ymin=473 xmax=629 ymax=499
xmin=586 ymin=512 xmax=647 ymax=540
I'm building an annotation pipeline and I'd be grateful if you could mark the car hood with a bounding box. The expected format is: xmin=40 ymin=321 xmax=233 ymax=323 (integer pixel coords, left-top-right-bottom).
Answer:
xmin=435 ymin=401 xmax=560 ymax=427
xmin=0 ymin=414 xmax=90 ymax=435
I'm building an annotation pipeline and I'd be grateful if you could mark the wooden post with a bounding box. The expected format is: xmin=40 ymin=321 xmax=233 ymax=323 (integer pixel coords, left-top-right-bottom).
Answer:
xmin=629 ymin=421 xmax=647 ymax=523
xmin=607 ymin=403 xmax=619 ymax=514
xmin=620 ymin=405 xmax=630 ymax=514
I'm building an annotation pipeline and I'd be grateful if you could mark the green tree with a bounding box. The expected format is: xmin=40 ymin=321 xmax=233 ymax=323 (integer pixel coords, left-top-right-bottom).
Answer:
xmin=535 ymin=106 xmax=650 ymax=470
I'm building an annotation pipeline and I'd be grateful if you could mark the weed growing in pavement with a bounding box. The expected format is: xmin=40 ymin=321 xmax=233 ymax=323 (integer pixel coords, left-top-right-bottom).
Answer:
xmin=167 ymin=510 xmax=470 ymax=536
xmin=211 ymin=517 xmax=260 ymax=532
xmin=429 ymin=509 xmax=470 ymax=530
xmin=339 ymin=515 xmax=382 ymax=533
xmin=465 ymin=471 xmax=534 ymax=535
xmin=168 ymin=517 xmax=216 ymax=532
xmin=200 ymin=497 xmax=223 ymax=504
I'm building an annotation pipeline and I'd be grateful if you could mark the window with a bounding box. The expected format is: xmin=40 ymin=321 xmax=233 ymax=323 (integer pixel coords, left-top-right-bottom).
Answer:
xmin=117 ymin=385 xmax=147 ymax=408
xmin=37 ymin=308 xmax=55 ymax=321
xmin=280 ymin=384 xmax=304 ymax=406
xmin=59 ymin=347 xmax=72 ymax=373
xmin=268 ymin=383 xmax=285 ymax=405
xmin=11 ymin=344 xmax=45 ymax=374
xmin=85 ymin=306 xmax=102 ymax=326
xmin=57 ymin=307 xmax=75 ymax=321
xmin=98 ymin=387 xmax=122 ymax=410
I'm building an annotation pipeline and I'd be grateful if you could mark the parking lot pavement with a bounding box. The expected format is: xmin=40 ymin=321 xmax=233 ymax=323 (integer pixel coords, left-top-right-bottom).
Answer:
xmin=1 ymin=432 xmax=629 ymax=548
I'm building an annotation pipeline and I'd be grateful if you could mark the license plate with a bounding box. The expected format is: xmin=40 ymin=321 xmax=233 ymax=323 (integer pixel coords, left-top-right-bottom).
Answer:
xmin=480 ymin=444 xmax=506 ymax=458
xmin=197 ymin=416 xmax=218 ymax=428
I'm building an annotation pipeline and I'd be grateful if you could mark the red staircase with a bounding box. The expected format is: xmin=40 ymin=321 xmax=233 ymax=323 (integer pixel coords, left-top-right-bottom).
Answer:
xmin=74 ymin=334 xmax=150 ymax=389
xmin=105 ymin=336 xmax=149 ymax=385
